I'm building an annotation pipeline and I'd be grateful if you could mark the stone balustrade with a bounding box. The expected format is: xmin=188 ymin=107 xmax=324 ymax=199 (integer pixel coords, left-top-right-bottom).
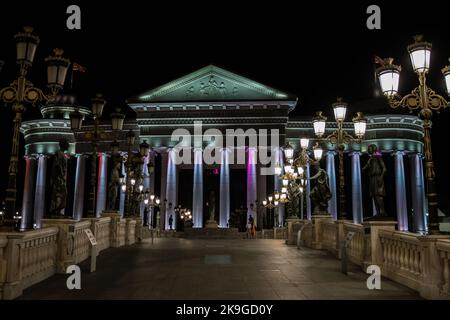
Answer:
xmin=0 ymin=213 xmax=143 ymax=300
xmin=0 ymin=227 xmax=58 ymax=300
xmin=437 ymin=240 xmax=450 ymax=296
xmin=288 ymin=216 xmax=450 ymax=299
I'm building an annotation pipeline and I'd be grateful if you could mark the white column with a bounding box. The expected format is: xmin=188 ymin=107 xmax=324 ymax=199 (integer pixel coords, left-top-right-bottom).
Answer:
xmin=306 ymin=163 xmax=312 ymax=220
xmin=410 ymin=153 xmax=427 ymax=233
xmin=395 ymin=151 xmax=409 ymax=231
xmin=160 ymin=150 xmax=168 ymax=229
xmin=73 ymin=154 xmax=86 ymax=220
xmin=149 ymin=151 xmax=156 ymax=227
xmin=119 ymin=157 xmax=126 ymax=217
xmin=351 ymin=152 xmax=363 ymax=224
xmin=96 ymin=153 xmax=108 ymax=217
xmin=326 ymin=151 xmax=338 ymax=220
xmin=141 ymin=154 xmax=150 ymax=220
xmin=165 ymin=148 xmax=177 ymax=230
xmin=33 ymin=155 xmax=48 ymax=228
xmin=192 ymin=148 xmax=204 ymax=228
xmin=219 ymin=148 xmax=230 ymax=228
xmin=273 ymin=147 xmax=285 ymax=223
xmin=21 ymin=156 xmax=36 ymax=229
xmin=246 ymin=147 xmax=257 ymax=221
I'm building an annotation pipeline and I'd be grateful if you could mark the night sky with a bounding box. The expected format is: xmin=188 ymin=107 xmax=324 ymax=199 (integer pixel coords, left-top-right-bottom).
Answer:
xmin=1 ymin=1 xmax=450 ymax=212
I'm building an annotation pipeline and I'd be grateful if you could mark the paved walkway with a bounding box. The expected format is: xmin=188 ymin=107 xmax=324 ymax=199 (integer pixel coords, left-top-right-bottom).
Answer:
xmin=19 ymin=238 xmax=421 ymax=299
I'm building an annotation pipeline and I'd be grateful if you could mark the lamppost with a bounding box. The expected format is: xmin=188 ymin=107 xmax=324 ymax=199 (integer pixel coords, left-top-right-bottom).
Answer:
xmin=175 ymin=206 xmax=192 ymax=230
xmin=142 ymin=190 xmax=161 ymax=227
xmin=0 ymin=27 xmax=70 ymax=220
xmin=70 ymin=95 xmax=125 ymax=217
xmin=277 ymin=139 xmax=324 ymax=219
xmin=262 ymin=195 xmax=279 ymax=228
xmin=122 ymin=131 xmax=149 ymax=217
xmin=312 ymin=98 xmax=367 ymax=220
xmin=375 ymin=35 xmax=450 ymax=233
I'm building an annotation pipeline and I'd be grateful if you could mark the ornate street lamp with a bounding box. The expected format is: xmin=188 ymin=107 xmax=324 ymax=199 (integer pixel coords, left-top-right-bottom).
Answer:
xmin=277 ymin=138 xmax=324 ymax=220
xmin=375 ymin=35 xmax=450 ymax=234
xmin=312 ymin=98 xmax=367 ymax=220
xmin=141 ymin=190 xmax=161 ymax=227
xmin=70 ymin=95 xmax=124 ymax=217
xmin=0 ymin=27 xmax=70 ymax=221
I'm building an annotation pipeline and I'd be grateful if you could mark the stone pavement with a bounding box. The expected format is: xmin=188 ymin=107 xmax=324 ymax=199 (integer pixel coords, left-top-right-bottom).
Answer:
xmin=19 ymin=238 xmax=421 ymax=300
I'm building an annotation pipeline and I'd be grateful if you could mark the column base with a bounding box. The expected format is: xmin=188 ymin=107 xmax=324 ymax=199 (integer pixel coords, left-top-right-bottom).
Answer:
xmin=205 ymin=220 xmax=219 ymax=229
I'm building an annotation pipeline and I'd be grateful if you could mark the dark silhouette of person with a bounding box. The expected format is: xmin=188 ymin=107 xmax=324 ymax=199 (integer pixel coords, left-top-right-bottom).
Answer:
xmin=169 ymin=214 xmax=173 ymax=230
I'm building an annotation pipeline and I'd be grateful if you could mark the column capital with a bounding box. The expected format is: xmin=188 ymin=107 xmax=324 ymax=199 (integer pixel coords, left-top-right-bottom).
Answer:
xmin=326 ymin=150 xmax=337 ymax=157
xmin=348 ymin=151 xmax=361 ymax=157
xmin=24 ymin=154 xmax=37 ymax=160
xmin=391 ymin=150 xmax=406 ymax=157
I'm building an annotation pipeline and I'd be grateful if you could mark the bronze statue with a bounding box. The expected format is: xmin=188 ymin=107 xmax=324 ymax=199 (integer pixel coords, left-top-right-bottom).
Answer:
xmin=362 ymin=144 xmax=387 ymax=217
xmin=50 ymin=139 xmax=69 ymax=216
xmin=309 ymin=165 xmax=332 ymax=215
xmin=107 ymin=156 xmax=121 ymax=210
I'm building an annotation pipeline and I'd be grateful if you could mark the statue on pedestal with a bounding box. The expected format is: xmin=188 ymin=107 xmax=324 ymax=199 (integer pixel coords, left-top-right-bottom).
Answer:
xmin=309 ymin=165 xmax=332 ymax=215
xmin=363 ymin=144 xmax=387 ymax=218
xmin=50 ymin=139 xmax=69 ymax=216
xmin=107 ymin=156 xmax=121 ymax=211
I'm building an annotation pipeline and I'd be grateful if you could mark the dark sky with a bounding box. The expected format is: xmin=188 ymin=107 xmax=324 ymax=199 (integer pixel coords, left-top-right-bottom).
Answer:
xmin=1 ymin=1 xmax=450 ymax=211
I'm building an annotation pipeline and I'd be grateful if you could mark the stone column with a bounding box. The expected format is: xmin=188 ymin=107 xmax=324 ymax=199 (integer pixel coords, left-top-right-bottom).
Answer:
xmin=257 ymin=161 xmax=267 ymax=229
xmin=246 ymin=147 xmax=257 ymax=221
xmin=149 ymin=151 xmax=156 ymax=227
xmin=306 ymin=163 xmax=312 ymax=220
xmin=410 ymin=153 xmax=427 ymax=233
xmin=141 ymin=154 xmax=150 ymax=221
xmin=21 ymin=155 xmax=36 ymax=230
xmin=96 ymin=153 xmax=108 ymax=217
xmin=160 ymin=149 xmax=168 ymax=229
xmin=273 ymin=147 xmax=285 ymax=224
xmin=219 ymin=148 xmax=230 ymax=228
xmin=165 ymin=148 xmax=177 ymax=230
xmin=351 ymin=152 xmax=363 ymax=224
xmin=326 ymin=151 xmax=338 ymax=220
xmin=394 ymin=151 xmax=408 ymax=231
xmin=73 ymin=154 xmax=86 ymax=221
xmin=119 ymin=158 xmax=127 ymax=217
xmin=192 ymin=148 xmax=203 ymax=228
xmin=33 ymin=155 xmax=48 ymax=228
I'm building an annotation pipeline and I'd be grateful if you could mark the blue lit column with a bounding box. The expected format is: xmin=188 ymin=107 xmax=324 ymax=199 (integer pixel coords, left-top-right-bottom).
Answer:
xmin=96 ymin=153 xmax=108 ymax=217
xmin=73 ymin=154 xmax=86 ymax=220
xmin=141 ymin=154 xmax=150 ymax=220
xmin=193 ymin=148 xmax=204 ymax=228
xmin=394 ymin=151 xmax=408 ymax=231
xmin=160 ymin=149 xmax=168 ymax=229
xmin=219 ymin=148 xmax=230 ymax=228
xmin=351 ymin=152 xmax=363 ymax=224
xmin=33 ymin=155 xmax=48 ymax=228
xmin=410 ymin=153 xmax=427 ymax=233
xmin=149 ymin=151 xmax=156 ymax=227
xmin=119 ymin=157 xmax=126 ymax=217
xmin=326 ymin=151 xmax=337 ymax=220
xmin=273 ymin=147 xmax=285 ymax=223
xmin=306 ymin=163 xmax=312 ymax=220
xmin=165 ymin=148 xmax=177 ymax=230
xmin=21 ymin=155 xmax=36 ymax=229
xmin=247 ymin=147 xmax=257 ymax=221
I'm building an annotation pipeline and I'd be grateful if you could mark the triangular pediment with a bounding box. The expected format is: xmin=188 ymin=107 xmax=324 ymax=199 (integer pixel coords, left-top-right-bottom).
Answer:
xmin=128 ymin=65 xmax=296 ymax=103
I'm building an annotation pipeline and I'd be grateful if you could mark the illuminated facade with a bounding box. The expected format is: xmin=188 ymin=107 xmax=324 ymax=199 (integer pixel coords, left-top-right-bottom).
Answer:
xmin=20 ymin=65 xmax=426 ymax=232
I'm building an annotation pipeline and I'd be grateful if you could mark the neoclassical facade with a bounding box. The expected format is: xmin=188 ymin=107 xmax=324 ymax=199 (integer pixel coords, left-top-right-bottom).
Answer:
xmin=19 ymin=65 xmax=427 ymax=233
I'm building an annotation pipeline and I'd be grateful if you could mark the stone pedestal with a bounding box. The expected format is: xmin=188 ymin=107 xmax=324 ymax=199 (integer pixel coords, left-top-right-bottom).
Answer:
xmin=285 ymin=218 xmax=301 ymax=245
xmin=311 ymin=214 xmax=333 ymax=249
xmin=125 ymin=218 xmax=137 ymax=246
xmin=102 ymin=211 xmax=125 ymax=248
xmin=132 ymin=216 xmax=143 ymax=243
xmin=362 ymin=220 xmax=397 ymax=267
xmin=335 ymin=219 xmax=353 ymax=258
xmin=41 ymin=219 xmax=79 ymax=273
xmin=205 ymin=220 xmax=218 ymax=229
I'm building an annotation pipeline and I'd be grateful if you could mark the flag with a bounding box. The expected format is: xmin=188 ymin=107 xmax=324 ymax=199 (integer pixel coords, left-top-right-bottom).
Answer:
xmin=374 ymin=55 xmax=385 ymax=66
xmin=72 ymin=62 xmax=87 ymax=73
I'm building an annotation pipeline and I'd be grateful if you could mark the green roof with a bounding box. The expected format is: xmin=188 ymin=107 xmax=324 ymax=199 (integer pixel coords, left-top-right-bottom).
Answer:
xmin=128 ymin=65 xmax=296 ymax=103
